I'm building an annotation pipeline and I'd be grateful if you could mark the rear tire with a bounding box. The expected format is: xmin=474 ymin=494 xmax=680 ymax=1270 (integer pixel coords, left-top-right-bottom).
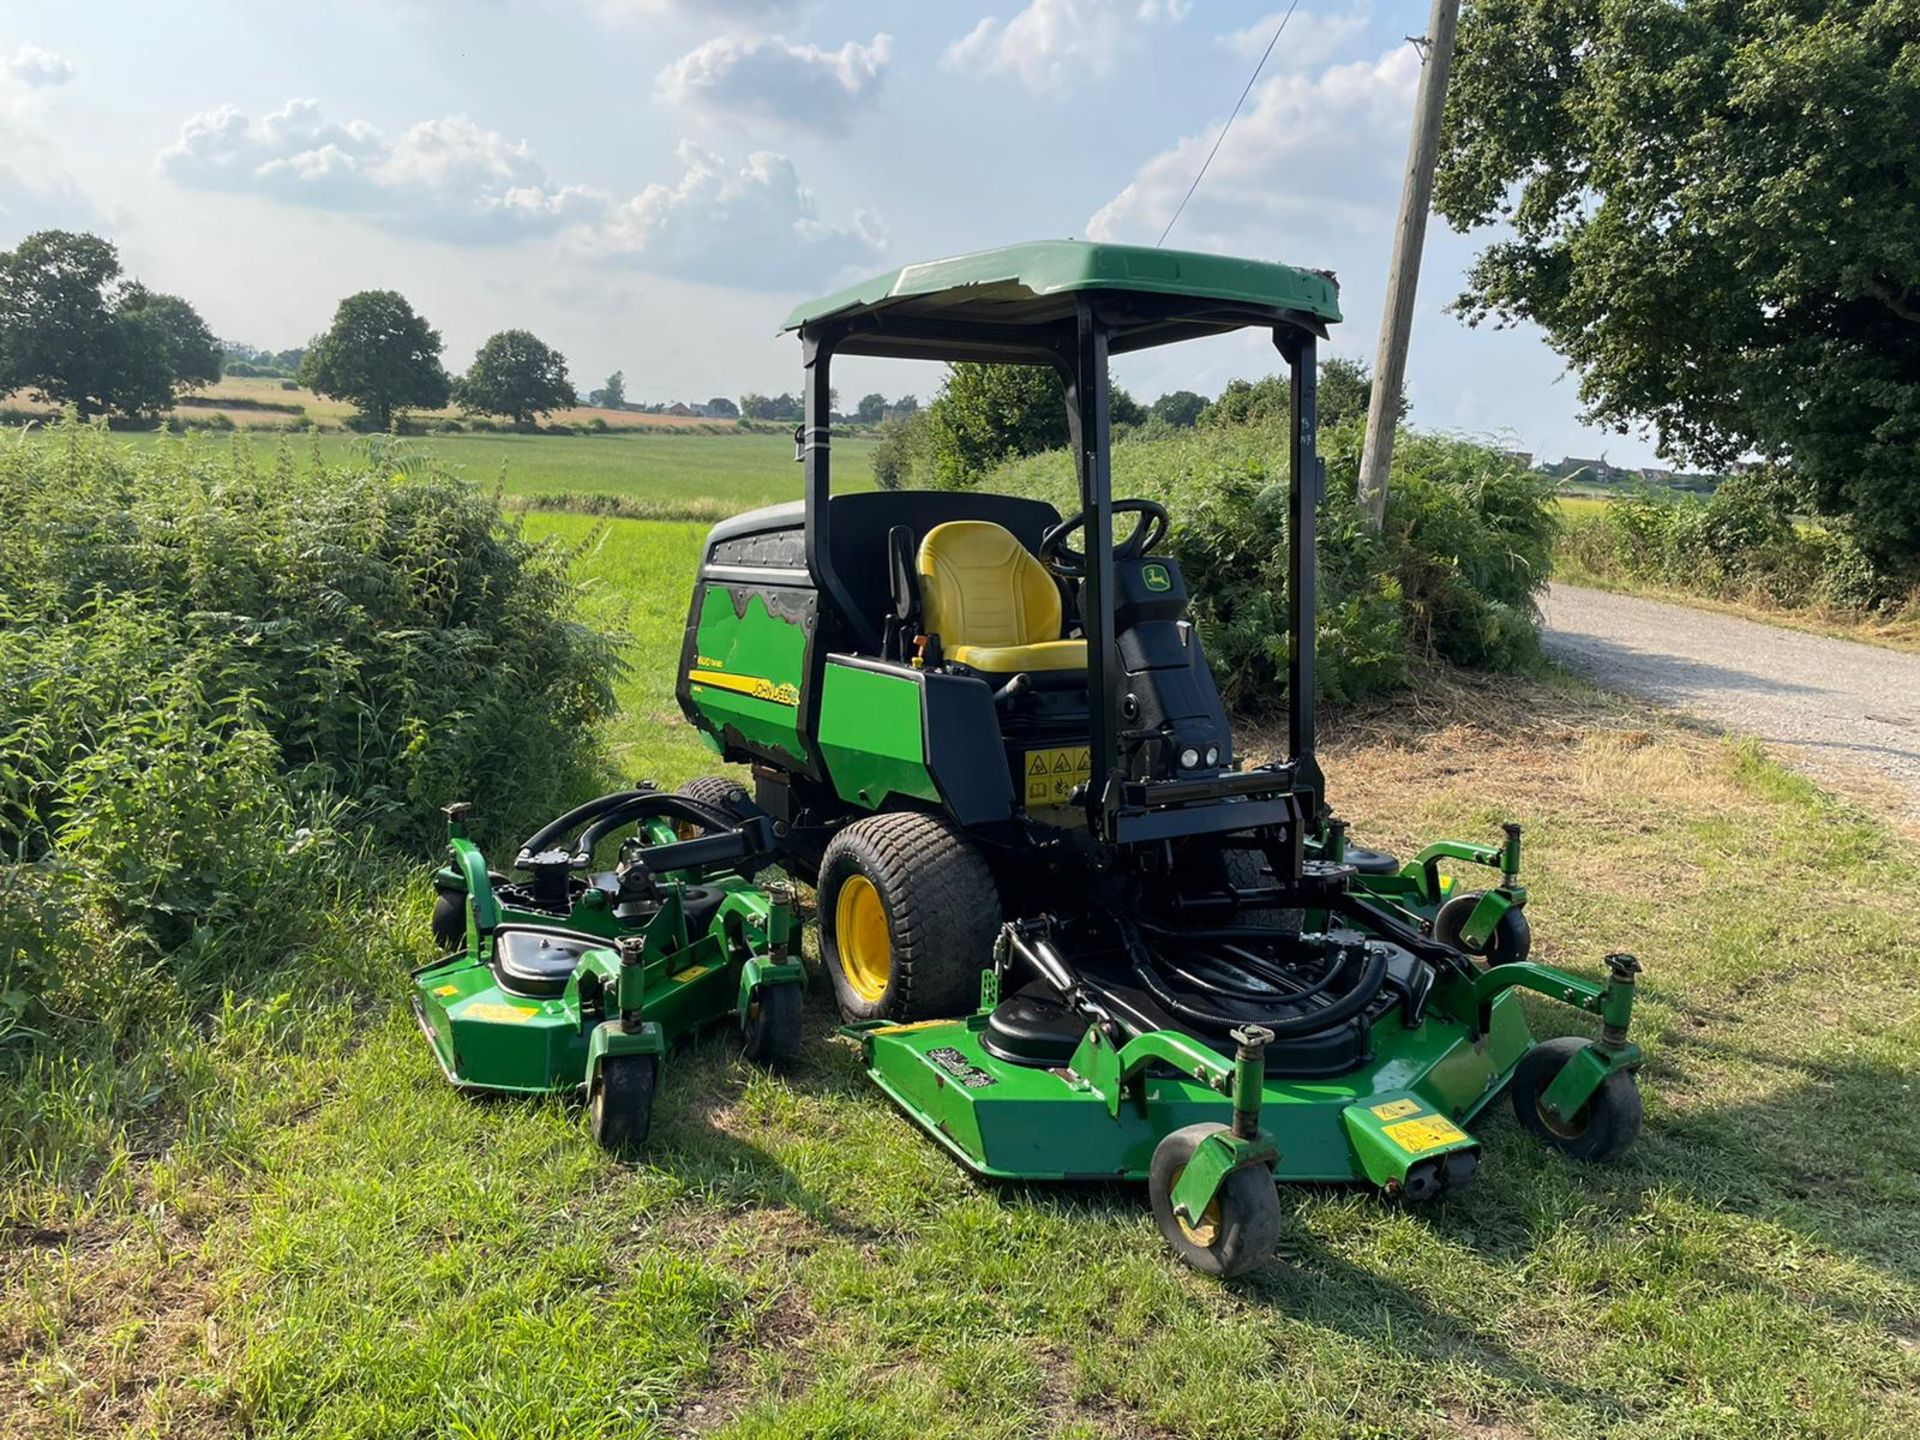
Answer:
xmin=741 ymin=982 xmax=804 ymax=1067
xmin=1148 ymin=1123 xmax=1283 ymax=1279
xmin=1511 ymin=1036 xmax=1642 ymax=1162
xmin=818 ymin=812 xmax=999 ymax=1022
xmin=589 ymin=1055 xmax=657 ymax=1155
xmin=1219 ymin=846 xmax=1303 ymax=934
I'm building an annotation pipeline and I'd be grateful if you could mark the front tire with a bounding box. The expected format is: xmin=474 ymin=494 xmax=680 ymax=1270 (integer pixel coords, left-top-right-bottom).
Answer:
xmin=1433 ymin=891 xmax=1532 ymax=967
xmin=817 ymin=812 xmax=999 ymax=1022
xmin=589 ymin=1055 xmax=658 ymax=1154
xmin=1510 ymin=1036 xmax=1642 ymax=1162
xmin=741 ymin=982 xmax=803 ymax=1067
xmin=1148 ymin=1123 xmax=1283 ymax=1279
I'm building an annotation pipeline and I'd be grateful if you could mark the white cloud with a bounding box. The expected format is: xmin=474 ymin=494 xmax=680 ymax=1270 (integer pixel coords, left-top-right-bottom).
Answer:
xmin=943 ymin=0 xmax=1187 ymax=97
xmin=578 ymin=141 xmax=882 ymax=289
xmin=5 ymin=44 xmax=73 ymax=88
xmin=156 ymin=100 xmax=604 ymax=243
xmin=1221 ymin=6 xmax=1371 ymax=71
xmin=658 ymin=32 xmax=891 ymax=134
xmin=1087 ymin=46 xmax=1420 ymax=248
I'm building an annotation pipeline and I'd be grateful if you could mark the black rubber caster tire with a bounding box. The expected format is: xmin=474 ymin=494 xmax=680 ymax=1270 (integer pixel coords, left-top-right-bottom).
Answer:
xmin=1511 ymin=1036 xmax=1642 ymax=1162
xmin=1434 ymin=891 xmax=1532 ymax=966
xmin=742 ymin=982 xmax=804 ymax=1068
xmin=818 ymin=812 xmax=999 ymax=1023
xmin=430 ymin=887 xmax=467 ymax=948
xmin=589 ymin=1055 xmax=658 ymax=1155
xmin=1148 ymin=1123 xmax=1283 ymax=1279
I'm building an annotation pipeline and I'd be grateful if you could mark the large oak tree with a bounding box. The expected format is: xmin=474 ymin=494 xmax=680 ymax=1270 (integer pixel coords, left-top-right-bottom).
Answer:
xmin=1437 ymin=0 xmax=1920 ymax=578
xmin=300 ymin=290 xmax=450 ymax=430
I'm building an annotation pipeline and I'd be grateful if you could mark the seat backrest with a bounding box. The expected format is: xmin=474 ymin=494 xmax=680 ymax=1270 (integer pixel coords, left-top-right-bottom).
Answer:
xmin=917 ymin=520 xmax=1062 ymax=650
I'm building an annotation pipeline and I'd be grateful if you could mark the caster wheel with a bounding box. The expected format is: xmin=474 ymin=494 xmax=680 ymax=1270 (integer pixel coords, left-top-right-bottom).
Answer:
xmin=1147 ymin=1123 xmax=1283 ymax=1279
xmin=1511 ymin=1037 xmax=1642 ymax=1162
xmin=742 ymin=982 xmax=803 ymax=1067
xmin=1434 ymin=891 xmax=1531 ymax=966
xmin=589 ymin=1055 xmax=658 ymax=1154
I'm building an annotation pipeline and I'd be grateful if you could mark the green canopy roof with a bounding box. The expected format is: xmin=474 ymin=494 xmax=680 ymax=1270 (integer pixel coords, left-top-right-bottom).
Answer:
xmin=782 ymin=240 xmax=1340 ymax=361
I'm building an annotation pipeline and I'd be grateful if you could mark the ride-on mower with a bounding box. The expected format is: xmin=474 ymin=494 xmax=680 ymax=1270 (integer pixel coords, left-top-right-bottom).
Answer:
xmin=664 ymin=240 xmax=1646 ymax=1277
xmin=411 ymin=786 xmax=803 ymax=1151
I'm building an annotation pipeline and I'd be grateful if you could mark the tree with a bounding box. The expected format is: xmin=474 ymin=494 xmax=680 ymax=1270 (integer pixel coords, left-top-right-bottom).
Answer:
xmin=299 ymin=290 xmax=449 ymax=430
xmin=1199 ymin=359 xmax=1403 ymax=430
xmin=705 ymin=396 xmax=739 ymax=418
xmin=588 ymin=369 xmax=627 ymax=410
xmin=453 ymin=329 xmax=575 ymax=428
xmin=1108 ymin=384 xmax=1148 ymax=428
xmin=1320 ymin=356 xmax=1403 ymax=430
xmin=925 ymin=363 xmax=1069 ymax=487
xmin=893 ymin=394 xmax=919 ymax=415
xmin=0 ymin=230 xmax=220 ymax=418
xmin=1437 ymin=0 xmax=1920 ymax=579
xmin=116 ymin=286 xmax=220 ymax=397
xmin=855 ymin=391 xmax=887 ymax=425
xmin=1150 ymin=390 xmax=1207 ymax=428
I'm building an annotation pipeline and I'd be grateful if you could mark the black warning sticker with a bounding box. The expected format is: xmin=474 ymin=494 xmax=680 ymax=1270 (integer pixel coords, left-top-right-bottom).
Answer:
xmin=927 ymin=1046 xmax=999 ymax=1088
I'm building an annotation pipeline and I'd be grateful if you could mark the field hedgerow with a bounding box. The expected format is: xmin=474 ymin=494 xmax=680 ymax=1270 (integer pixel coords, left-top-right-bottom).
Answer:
xmin=0 ymin=423 xmax=620 ymax=1199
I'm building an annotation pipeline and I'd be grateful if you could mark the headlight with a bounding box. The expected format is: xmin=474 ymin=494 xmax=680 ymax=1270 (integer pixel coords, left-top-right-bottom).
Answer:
xmin=1179 ymin=747 xmax=1201 ymax=769
xmin=1205 ymin=745 xmax=1219 ymax=767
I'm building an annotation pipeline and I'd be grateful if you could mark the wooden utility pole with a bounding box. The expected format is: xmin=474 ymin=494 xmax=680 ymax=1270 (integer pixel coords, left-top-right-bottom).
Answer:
xmin=1357 ymin=0 xmax=1461 ymax=531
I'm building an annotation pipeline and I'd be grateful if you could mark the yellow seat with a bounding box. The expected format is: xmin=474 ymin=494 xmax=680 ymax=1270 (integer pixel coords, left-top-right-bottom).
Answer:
xmin=916 ymin=520 xmax=1086 ymax=674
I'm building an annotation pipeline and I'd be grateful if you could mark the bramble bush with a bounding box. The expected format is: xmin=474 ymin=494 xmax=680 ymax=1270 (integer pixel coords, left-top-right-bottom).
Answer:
xmin=0 ymin=423 xmax=618 ymax=1057
xmin=987 ymin=418 xmax=1558 ymax=709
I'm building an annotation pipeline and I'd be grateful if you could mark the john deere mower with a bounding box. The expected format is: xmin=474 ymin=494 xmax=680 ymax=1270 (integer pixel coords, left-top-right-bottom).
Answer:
xmin=664 ymin=240 xmax=1647 ymax=1276
xmin=412 ymin=787 xmax=803 ymax=1151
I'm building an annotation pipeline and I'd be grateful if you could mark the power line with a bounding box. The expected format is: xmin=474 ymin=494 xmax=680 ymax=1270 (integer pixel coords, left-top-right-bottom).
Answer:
xmin=1157 ymin=0 xmax=1302 ymax=247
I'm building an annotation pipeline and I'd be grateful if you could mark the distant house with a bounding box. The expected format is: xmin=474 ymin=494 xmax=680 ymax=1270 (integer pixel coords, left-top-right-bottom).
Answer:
xmin=1638 ymin=466 xmax=1674 ymax=484
xmin=1502 ymin=449 xmax=1534 ymax=470
xmin=1549 ymin=456 xmax=1628 ymax=486
xmin=664 ymin=402 xmax=696 ymax=417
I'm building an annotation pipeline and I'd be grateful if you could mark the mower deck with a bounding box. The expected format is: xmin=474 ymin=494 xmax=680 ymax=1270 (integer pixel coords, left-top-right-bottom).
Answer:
xmin=850 ymin=987 xmax=1530 ymax=1191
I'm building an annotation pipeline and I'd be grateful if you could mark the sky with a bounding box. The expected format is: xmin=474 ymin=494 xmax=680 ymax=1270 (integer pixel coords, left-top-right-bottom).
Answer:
xmin=0 ymin=0 xmax=1656 ymax=465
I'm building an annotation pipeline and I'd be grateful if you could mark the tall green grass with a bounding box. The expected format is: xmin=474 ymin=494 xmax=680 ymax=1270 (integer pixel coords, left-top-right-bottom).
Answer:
xmin=0 ymin=423 xmax=620 ymax=1217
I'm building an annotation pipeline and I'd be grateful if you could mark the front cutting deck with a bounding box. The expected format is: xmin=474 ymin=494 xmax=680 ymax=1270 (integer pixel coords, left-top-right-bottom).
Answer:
xmin=851 ymin=992 xmax=1537 ymax=1185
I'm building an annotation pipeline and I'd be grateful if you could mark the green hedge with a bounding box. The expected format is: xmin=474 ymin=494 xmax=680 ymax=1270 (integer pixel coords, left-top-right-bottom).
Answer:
xmin=1558 ymin=473 xmax=1899 ymax=613
xmin=985 ymin=419 xmax=1558 ymax=710
xmin=0 ymin=425 xmax=618 ymax=1045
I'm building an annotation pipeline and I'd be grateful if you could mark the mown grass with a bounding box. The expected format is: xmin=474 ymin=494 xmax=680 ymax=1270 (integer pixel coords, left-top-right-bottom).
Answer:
xmin=17 ymin=427 xmax=877 ymax=521
xmin=6 ymin=517 xmax=1920 ymax=1438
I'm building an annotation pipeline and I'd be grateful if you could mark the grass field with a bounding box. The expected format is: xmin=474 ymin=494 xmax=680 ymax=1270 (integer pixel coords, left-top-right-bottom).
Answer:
xmin=5 ymin=376 xmax=743 ymax=433
xmin=21 ymin=427 xmax=879 ymax=521
xmin=8 ymin=515 xmax=1920 ymax=1438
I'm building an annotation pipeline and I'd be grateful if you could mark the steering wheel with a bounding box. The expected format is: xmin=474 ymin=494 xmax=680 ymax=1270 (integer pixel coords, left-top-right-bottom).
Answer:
xmin=1039 ymin=499 xmax=1170 ymax=578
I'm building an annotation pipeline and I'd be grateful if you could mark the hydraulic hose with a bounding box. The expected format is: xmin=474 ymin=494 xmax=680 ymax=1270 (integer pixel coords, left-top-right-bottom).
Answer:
xmin=1121 ymin=917 xmax=1389 ymax=1040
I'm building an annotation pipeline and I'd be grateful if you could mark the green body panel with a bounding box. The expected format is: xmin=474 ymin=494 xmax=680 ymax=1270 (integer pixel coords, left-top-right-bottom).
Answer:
xmin=784 ymin=240 xmax=1342 ymax=332
xmin=1340 ymin=1091 xmax=1480 ymax=1188
xmin=854 ymin=992 xmax=1536 ymax=1184
xmin=816 ymin=661 xmax=940 ymax=809
xmin=684 ymin=585 xmax=810 ymax=766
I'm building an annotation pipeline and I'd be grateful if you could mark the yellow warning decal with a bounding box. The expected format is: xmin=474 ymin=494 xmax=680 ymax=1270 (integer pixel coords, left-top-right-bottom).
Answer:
xmin=688 ymin=668 xmax=800 ymax=707
xmin=1023 ymin=745 xmax=1092 ymax=808
xmin=463 ymin=1001 xmax=539 ymax=1024
xmin=1383 ymin=1115 xmax=1470 ymax=1153
xmin=1370 ymin=1098 xmax=1421 ymax=1121
xmin=670 ymin=964 xmax=714 ymax=985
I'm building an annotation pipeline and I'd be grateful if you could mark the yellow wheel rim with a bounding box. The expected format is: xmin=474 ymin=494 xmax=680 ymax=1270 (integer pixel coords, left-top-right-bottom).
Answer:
xmin=1169 ymin=1164 xmax=1222 ymax=1247
xmin=835 ymin=873 xmax=892 ymax=1002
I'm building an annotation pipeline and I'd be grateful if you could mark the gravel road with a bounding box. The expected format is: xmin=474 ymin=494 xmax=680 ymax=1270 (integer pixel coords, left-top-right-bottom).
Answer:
xmin=1541 ymin=584 xmax=1920 ymax=811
